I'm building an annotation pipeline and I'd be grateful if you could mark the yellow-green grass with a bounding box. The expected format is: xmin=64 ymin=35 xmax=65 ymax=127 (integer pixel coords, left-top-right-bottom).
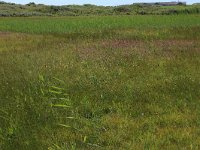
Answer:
xmin=0 ymin=15 xmax=200 ymax=149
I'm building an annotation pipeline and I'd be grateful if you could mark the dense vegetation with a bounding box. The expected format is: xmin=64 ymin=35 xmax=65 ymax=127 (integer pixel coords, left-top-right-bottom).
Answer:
xmin=0 ymin=15 xmax=200 ymax=149
xmin=0 ymin=1 xmax=200 ymax=16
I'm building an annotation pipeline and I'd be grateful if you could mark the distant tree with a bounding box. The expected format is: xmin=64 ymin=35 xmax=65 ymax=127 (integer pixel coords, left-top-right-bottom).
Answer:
xmin=26 ymin=2 xmax=36 ymax=6
xmin=0 ymin=1 xmax=7 ymax=4
xmin=178 ymin=2 xmax=186 ymax=6
xmin=0 ymin=1 xmax=16 ymax=5
xmin=83 ymin=4 xmax=96 ymax=7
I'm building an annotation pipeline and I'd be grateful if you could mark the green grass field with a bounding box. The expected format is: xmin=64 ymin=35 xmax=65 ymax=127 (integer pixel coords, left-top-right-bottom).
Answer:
xmin=0 ymin=15 xmax=200 ymax=149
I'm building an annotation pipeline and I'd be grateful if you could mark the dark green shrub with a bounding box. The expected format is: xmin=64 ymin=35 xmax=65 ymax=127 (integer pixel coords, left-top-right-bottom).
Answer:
xmin=137 ymin=10 xmax=147 ymax=15
xmin=26 ymin=2 xmax=36 ymax=7
xmin=114 ymin=6 xmax=131 ymax=13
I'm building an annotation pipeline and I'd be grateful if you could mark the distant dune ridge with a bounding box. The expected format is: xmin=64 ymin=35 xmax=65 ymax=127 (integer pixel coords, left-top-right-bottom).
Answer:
xmin=0 ymin=1 xmax=199 ymax=16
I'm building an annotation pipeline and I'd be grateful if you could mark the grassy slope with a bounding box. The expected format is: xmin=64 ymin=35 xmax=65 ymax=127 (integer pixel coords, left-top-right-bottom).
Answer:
xmin=0 ymin=15 xmax=200 ymax=149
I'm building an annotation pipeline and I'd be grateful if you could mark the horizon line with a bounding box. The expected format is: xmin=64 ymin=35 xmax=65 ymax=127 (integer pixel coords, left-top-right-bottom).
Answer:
xmin=1 ymin=1 xmax=197 ymax=6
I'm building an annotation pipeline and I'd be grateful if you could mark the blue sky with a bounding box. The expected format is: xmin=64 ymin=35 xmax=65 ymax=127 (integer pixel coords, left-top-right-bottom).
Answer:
xmin=3 ymin=0 xmax=198 ymax=5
